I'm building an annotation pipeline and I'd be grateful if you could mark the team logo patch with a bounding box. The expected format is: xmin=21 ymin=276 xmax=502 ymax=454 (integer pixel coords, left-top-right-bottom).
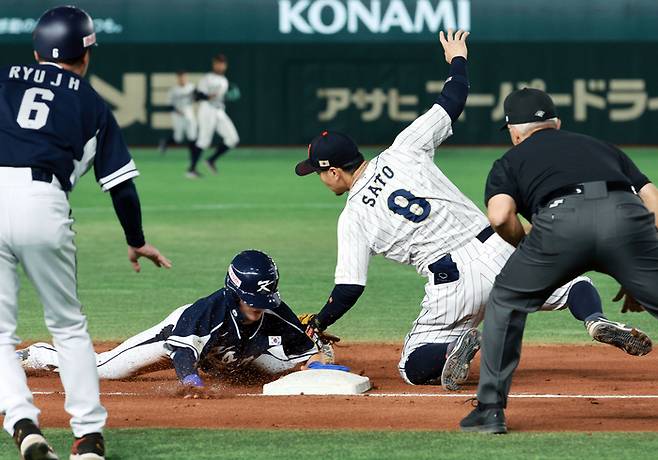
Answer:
xmin=534 ymin=110 xmax=545 ymax=118
xmin=228 ymin=265 xmax=242 ymax=287
xmin=269 ymin=336 xmax=282 ymax=346
xmin=257 ymin=279 xmax=275 ymax=293
xmin=319 ymin=160 xmax=330 ymax=167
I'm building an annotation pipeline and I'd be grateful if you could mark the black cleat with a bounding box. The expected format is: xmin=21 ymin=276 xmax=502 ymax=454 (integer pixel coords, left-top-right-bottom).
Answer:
xmin=586 ymin=318 xmax=652 ymax=356
xmin=205 ymin=160 xmax=218 ymax=175
xmin=460 ymin=403 xmax=507 ymax=434
xmin=70 ymin=432 xmax=105 ymax=460
xmin=441 ymin=328 xmax=481 ymax=391
xmin=13 ymin=419 xmax=59 ymax=460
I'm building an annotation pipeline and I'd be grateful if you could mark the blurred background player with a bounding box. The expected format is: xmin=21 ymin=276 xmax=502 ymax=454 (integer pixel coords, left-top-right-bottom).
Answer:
xmin=192 ymin=54 xmax=240 ymax=177
xmin=158 ymin=71 xmax=199 ymax=178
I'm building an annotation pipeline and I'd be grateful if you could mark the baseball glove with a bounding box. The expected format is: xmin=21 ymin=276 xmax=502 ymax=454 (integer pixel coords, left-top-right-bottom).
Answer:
xmin=298 ymin=313 xmax=341 ymax=344
xmin=612 ymin=287 xmax=645 ymax=313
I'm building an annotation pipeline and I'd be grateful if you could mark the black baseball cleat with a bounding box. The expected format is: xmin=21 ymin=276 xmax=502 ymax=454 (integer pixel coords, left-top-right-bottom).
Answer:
xmin=586 ymin=318 xmax=653 ymax=356
xmin=205 ymin=159 xmax=218 ymax=175
xmin=70 ymin=432 xmax=105 ymax=460
xmin=459 ymin=402 xmax=507 ymax=434
xmin=441 ymin=328 xmax=481 ymax=391
xmin=13 ymin=418 xmax=59 ymax=460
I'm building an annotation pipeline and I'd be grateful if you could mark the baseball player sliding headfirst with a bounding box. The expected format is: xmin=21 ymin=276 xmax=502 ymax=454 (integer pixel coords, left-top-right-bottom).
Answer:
xmin=0 ymin=6 xmax=171 ymax=460
xmin=190 ymin=54 xmax=240 ymax=178
xmin=20 ymin=250 xmax=342 ymax=396
xmin=297 ymin=30 xmax=651 ymax=391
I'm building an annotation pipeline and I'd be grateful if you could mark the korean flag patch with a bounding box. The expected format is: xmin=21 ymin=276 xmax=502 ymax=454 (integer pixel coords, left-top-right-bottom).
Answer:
xmin=268 ymin=336 xmax=282 ymax=346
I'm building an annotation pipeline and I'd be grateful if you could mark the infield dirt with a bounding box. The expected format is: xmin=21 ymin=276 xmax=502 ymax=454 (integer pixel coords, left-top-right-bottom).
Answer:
xmin=26 ymin=343 xmax=658 ymax=432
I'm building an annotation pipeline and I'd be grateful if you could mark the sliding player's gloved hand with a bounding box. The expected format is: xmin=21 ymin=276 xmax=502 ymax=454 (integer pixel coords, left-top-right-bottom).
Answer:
xmin=612 ymin=287 xmax=645 ymax=313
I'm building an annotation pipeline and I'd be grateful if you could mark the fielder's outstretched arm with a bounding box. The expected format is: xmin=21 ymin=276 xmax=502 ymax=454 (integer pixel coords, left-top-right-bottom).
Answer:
xmin=390 ymin=29 xmax=469 ymax=157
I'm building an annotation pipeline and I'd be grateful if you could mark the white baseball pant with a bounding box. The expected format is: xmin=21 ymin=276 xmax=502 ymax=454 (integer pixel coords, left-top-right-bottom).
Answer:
xmin=172 ymin=106 xmax=197 ymax=144
xmin=23 ymin=305 xmax=309 ymax=379
xmin=398 ymin=232 xmax=590 ymax=383
xmin=0 ymin=167 xmax=106 ymax=437
xmin=195 ymin=102 xmax=239 ymax=150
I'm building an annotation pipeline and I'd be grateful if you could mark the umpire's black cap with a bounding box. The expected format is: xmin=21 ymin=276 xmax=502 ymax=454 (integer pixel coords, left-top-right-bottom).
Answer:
xmin=295 ymin=130 xmax=364 ymax=176
xmin=500 ymin=88 xmax=558 ymax=131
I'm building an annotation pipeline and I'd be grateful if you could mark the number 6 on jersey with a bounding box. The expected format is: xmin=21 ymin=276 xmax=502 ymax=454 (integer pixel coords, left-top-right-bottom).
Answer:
xmin=17 ymin=87 xmax=54 ymax=130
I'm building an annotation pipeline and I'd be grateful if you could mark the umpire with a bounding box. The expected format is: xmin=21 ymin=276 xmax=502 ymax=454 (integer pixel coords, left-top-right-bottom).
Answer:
xmin=460 ymin=88 xmax=658 ymax=433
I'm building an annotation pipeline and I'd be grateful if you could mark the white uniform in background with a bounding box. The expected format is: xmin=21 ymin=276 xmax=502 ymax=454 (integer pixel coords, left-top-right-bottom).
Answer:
xmin=331 ymin=103 xmax=589 ymax=383
xmin=195 ymin=72 xmax=239 ymax=150
xmin=168 ymin=82 xmax=196 ymax=143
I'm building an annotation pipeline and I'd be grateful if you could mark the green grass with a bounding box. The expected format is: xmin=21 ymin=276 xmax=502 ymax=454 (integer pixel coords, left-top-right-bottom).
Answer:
xmin=2 ymin=429 xmax=658 ymax=459
xmin=13 ymin=147 xmax=658 ymax=343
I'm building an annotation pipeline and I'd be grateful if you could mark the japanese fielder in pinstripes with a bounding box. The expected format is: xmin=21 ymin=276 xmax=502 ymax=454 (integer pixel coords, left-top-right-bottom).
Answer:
xmin=295 ymin=30 xmax=652 ymax=391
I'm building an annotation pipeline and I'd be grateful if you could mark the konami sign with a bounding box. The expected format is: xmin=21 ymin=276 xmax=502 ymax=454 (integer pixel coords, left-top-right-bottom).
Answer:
xmin=279 ymin=0 xmax=470 ymax=35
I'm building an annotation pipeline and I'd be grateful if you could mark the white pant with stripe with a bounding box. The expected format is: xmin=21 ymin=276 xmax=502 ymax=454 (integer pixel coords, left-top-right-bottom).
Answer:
xmin=172 ymin=106 xmax=197 ymax=144
xmin=195 ymin=102 xmax=239 ymax=150
xmin=0 ymin=167 xmax=106 ymax=437
xmin=398 ymin=232 xmax=590 ymax=380
xmin=23 ymin=305 xmax=307 ymax=379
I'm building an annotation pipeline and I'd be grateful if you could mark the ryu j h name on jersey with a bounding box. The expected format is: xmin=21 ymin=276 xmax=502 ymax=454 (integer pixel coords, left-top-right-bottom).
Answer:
xmin=8 ymin=66 xmax=81 ymax=91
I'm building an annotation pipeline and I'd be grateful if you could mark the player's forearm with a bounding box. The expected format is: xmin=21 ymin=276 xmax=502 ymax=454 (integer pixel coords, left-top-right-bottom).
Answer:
xmin=490 ymin=214 xmax=525 ymax=247
xmin=639 ymin=183 xmax=658 ymax=228
xmin=172 ymin=348 xmax=200 ymax=383
xmin=109 ymin=179 xmax=146 ymax=248
xmin=436 ymin=56 xmax=468 ymax=122
xmin=316 ymin=284 xmax=365 ymax=329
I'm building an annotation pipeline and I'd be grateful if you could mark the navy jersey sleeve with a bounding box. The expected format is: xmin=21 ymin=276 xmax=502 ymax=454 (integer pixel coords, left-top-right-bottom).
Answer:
xmin=485 ymin=157 xmax=522 ymax=207
xmin=615 ymin=148 xmax=651 ymax=190
xmin=164 ymin=292 xmax=226 ymax=362
xmin=93 ymin=102 xmax=139 ymax=191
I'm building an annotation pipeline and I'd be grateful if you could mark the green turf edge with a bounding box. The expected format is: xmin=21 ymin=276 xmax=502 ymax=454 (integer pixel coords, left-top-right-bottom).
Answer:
xmin=2 ymin=429 xmax=657 ymax=460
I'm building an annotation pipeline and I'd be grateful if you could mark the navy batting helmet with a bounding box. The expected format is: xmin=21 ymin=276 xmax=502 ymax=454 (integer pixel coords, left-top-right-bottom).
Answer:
xmin=33 ymin=5 xmax=96 ymax=61
xmin=225 ymin=250 xmax=281 ymax=309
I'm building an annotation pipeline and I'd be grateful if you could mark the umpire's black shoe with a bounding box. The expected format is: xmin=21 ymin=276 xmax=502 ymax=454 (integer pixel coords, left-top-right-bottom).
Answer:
xmin=13 ymin=418 xmax=59 ymax=460
xmin=71 ymin=432 xmax=105 ymax=460
xmin=460 ymin=403 xmax=507 ymax=434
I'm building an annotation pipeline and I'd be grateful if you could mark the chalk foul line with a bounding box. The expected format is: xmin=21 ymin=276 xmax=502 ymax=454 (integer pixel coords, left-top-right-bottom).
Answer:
xmin=32 ymin=391 xmax=658 ymax=399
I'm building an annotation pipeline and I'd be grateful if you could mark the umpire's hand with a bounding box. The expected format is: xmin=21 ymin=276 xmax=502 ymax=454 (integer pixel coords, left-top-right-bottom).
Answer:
xmin=439 ymin=28 xmax=469 ymax=63
xmin=128 ymin=243 xmax=172 ymax=272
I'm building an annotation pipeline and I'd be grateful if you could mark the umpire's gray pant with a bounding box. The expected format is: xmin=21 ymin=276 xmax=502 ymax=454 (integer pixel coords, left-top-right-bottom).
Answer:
xmin=0 ymin=167 xmax=106 ymax=437
xmin=477 ymin=190 xmax=658 ymax=407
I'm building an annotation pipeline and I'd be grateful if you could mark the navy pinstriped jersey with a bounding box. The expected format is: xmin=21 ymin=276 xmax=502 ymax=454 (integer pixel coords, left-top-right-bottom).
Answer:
xmin=0 ymin=62 xmax=138 ymax=191
xmin=164 ymin=288 xmax=316 ymax=374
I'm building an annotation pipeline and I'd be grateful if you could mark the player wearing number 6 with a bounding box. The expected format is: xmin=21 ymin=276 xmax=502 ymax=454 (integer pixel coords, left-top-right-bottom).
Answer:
xmin=0 ymin=5 xmax=171 ymax=460
xmin=295 ymin=30 xmax=651 ymax=392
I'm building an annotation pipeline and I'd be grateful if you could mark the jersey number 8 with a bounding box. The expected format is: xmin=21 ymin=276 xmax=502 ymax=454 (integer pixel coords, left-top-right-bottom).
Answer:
xmin=16 ymin=87 xmax=54 ymax=130
xmin=387 ymin=189 xmax=431 ymax=223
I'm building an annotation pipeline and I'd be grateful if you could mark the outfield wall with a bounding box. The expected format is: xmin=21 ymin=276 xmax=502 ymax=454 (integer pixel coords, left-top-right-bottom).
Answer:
xmin=1 ymin=1 xmax=657 ymax=145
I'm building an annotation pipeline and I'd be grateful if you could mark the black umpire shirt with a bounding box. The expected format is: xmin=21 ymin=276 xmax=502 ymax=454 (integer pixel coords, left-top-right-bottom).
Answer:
xmin=485 ymin=128 xmax=651 ymax=220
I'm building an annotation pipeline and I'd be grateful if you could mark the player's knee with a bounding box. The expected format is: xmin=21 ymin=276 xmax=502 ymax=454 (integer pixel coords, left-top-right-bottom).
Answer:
xmin=226 ymin=135 xmax=239 ymax=148
xmin=399 ymin=343 xmax=449 ymax=385
xmin=572 ymin=275 xmax=592 ymax=286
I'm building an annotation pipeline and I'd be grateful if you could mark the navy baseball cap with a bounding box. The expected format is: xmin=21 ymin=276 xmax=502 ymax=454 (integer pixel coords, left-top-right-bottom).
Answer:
xmin=33 ymin=6 xmax=96 ymax=61
xmin=500 ymin=88 xmax=558 ymax=131
xmin=295 ymin=130 xmax=364 ymax=176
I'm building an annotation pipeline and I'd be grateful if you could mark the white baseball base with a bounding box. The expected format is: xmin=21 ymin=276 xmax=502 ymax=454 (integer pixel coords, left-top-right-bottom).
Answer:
xmin=262 ymin=369 xmax=371 ymax=395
